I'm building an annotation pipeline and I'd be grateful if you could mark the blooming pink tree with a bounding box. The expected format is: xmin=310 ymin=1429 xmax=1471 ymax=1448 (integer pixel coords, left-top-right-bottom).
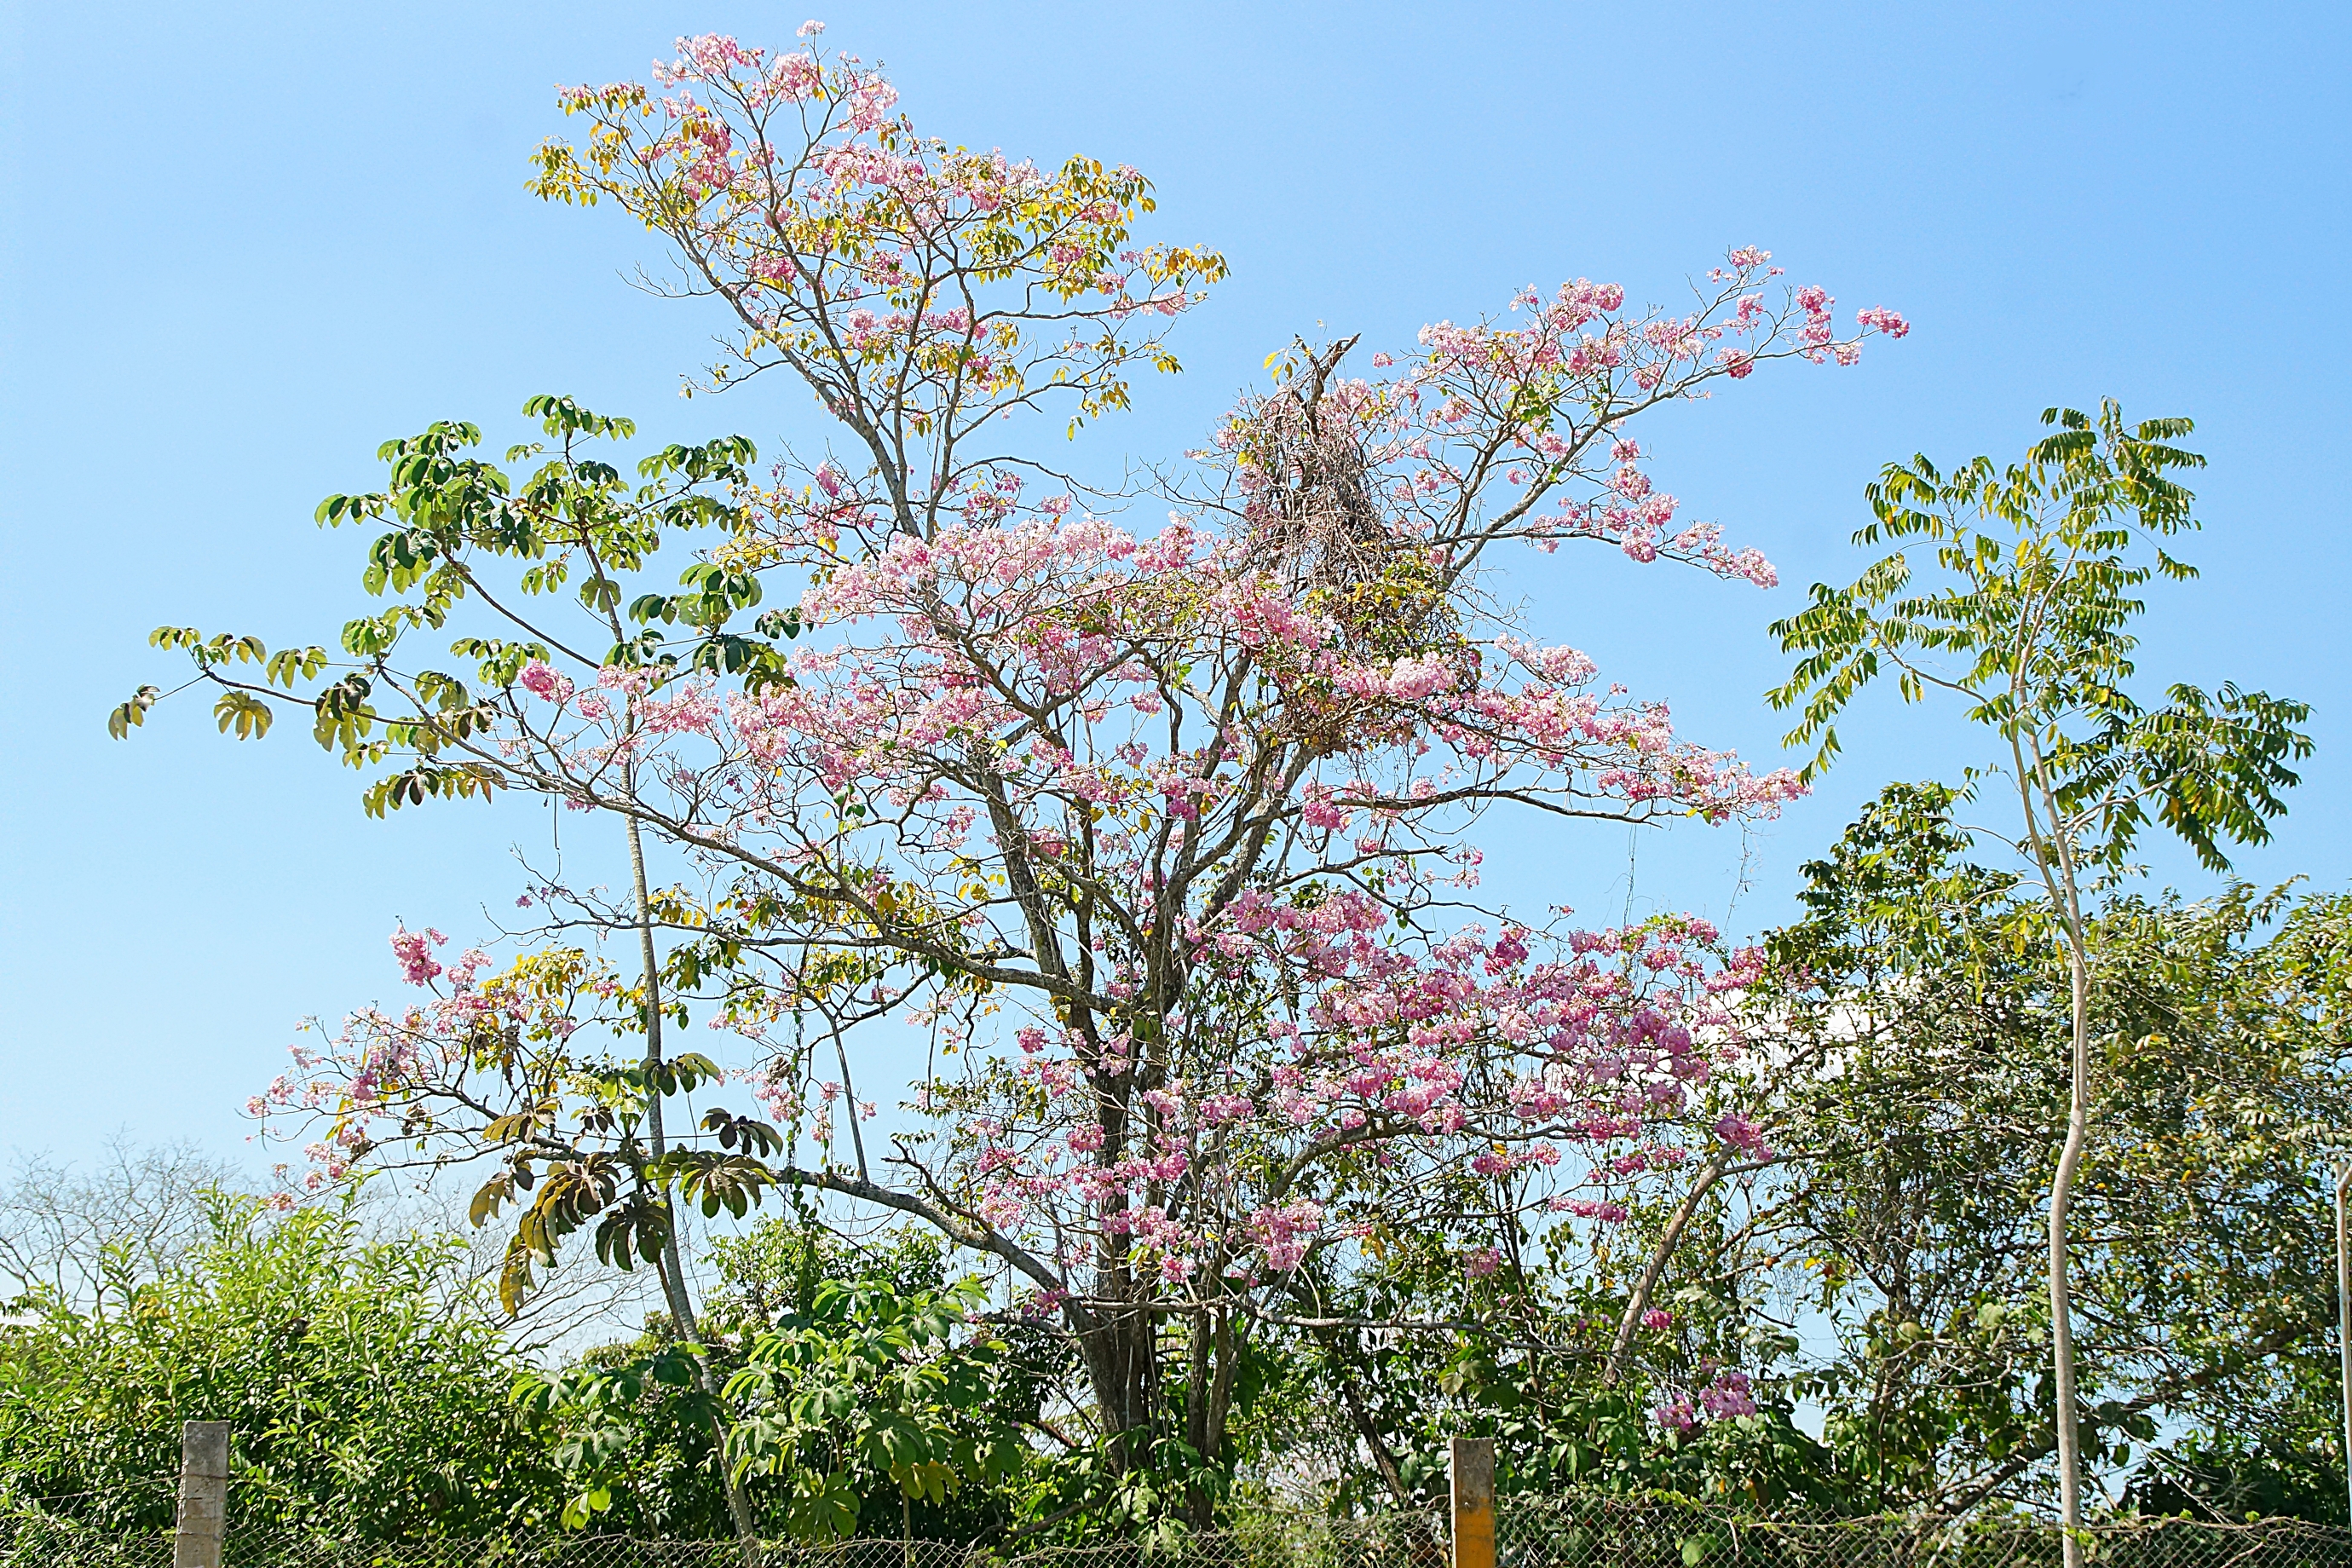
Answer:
xmin=121 ymin=27 xmax=1905 ymax=1504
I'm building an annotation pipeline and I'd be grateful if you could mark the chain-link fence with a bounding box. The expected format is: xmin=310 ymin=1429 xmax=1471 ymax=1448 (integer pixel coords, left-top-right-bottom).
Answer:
xmin=6 ymin=1500 xmax=2349 ymax=1568
xmin=1492 ymin=1500 xmax=2352 ymax=1568
xmin=0 ymin=1509 xmax=1443 ymax=1568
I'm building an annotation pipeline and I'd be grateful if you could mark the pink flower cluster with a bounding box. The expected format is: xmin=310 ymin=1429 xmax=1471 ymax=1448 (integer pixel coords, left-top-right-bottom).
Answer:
xmin=390 ymin=925 xmax=445 ymax=985
xmin=897 ymin=911 xmax=1771 ymax=1291
xmin=1655 ymin=1369 xmax=1757 ymax=1434
xmin=253 ymin=925 xmax=599 ymax=1190
xmin=1206 ymin=250 xmax=1900 ymax=596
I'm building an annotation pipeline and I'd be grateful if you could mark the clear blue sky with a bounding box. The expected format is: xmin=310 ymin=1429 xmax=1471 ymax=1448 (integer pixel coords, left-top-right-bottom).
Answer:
xmin=3 ymin=1 xmax=2347 ymax=1173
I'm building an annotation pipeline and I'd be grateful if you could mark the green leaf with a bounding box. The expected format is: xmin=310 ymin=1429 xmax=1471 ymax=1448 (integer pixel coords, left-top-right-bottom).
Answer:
xmin=213 ymin=690 xmax=274 ymax=740
xmin=107 ymin=685 xmax=161 ymax=739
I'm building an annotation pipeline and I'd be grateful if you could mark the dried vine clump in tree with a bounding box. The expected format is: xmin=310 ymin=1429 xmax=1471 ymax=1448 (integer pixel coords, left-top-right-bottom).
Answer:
xmin=1231 ymin=337 xmax=1458 ymax=666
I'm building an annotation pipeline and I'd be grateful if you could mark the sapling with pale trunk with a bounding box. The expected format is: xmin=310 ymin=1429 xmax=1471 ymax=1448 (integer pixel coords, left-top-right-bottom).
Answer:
xmin=1770 ymin=403 xmax=2311 ymax=1555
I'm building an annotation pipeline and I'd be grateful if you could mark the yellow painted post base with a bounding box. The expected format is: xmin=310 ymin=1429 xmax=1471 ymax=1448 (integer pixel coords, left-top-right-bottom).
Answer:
xmin=1451 ymin=1436 xmax=1496 ymax=1568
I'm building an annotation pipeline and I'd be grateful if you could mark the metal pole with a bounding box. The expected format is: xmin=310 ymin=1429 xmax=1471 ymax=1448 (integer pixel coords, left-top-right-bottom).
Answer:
xmin=2335 ymin=1163 xmax=2351 ymax=1531
xmin=174 ymin=1421 xmax=228 ymax=1568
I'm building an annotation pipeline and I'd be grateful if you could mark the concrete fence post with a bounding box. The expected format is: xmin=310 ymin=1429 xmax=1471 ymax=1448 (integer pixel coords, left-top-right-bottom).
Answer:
xmin=174 ymin=1421 xmax=229 ymax=1568
xmin=1450 ymin=1436 xmax=1496 ymax=1568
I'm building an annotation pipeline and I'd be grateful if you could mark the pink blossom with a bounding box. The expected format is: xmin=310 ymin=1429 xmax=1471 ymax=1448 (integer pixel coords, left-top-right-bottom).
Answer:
xmin=389 ymin=925 xmax=444 ymax=986
xmin=1714 ymin=1112 xmax=1771 ymax=1157
xmin=1855 ymin=306 xmax=1911 ymax=338
xmin=1700 ymin=1369 xmax=1755 ymax=1419
xmin=518 ymin=660 xmax=574 ymax=703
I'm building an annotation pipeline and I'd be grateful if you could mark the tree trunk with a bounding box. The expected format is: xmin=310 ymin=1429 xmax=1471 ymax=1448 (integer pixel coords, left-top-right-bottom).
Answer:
xmin=2049 ymin=934 xmax=2090 ymax=1568
xmin=1294 ymin=1314 xmax=1414 ymax=1509
xmin=1074 ymin=1290 xmax=1156 ymax=1468
xmin=2017 ymin=737 xmax=2092 ymax=1568
xmin=626 ymin=805 xmax=762 ymax=1560
xmin=1185 ymin=1308 xmax=1213 ymax=1527
xmin=1175 ymin=1305 xmax=1242 ymax=1526
xmin=1604 ymin=1151 xmax=1731 ymax=1389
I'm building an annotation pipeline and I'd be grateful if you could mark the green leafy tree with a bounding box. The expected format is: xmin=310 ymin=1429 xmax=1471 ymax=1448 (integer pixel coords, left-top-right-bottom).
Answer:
xmin=512 ymin=1339 xmax=741 ymax=1537
xmin=1746 ymin=789 xmax=2352 ymax=1518
xmin=722 ymin=1278 xmax=1025 ymax=1543
xmin=1753 ymin=788 xmax=2061 ymax=1514
xmin=117 ymin=398 xmax=782 ymax=1549
xmin=516 ymin=1219 xmax=1056 ymax=1543
xmin=1770 ymin=403 xmax=2313 ymax=1555
xmin=0 ymin=1191 xmax=551 ymax=1537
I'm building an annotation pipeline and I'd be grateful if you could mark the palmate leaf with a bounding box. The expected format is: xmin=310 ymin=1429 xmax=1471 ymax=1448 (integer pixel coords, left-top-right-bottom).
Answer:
xmin=654 ymin=1148 xmax=782 ymax=1220
xmin=469 ymin=1172 xmax=516 ymax=1227
xmin=213 ymin=689 xmax=274 ymax=739
xmin=361 ymin=761 xmax=504 ymax=818
xmin=700 ymin=1105 xmax=786 ymax=1156
xmin=107 ymin=684 xmax=161 ymax=739
xmin=491 ymin=1156 xmax=625 ymax=1311
xmin=264 ymin=645 xmax=330 ymax=687
xmin=590 ymin=1184 xmax=677 ymax=1276
xmin=787 ymin=1472 xmax=862 ymax=1545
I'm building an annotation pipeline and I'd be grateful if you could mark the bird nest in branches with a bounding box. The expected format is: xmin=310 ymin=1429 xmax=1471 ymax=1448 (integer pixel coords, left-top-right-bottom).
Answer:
xmin=1232 ymin=339 xmax=1471 ymax=744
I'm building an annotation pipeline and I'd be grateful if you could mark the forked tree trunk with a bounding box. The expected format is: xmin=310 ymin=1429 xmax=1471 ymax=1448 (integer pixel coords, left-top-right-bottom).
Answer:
xmin=1076 ymin=1294 xmax=1158 ymax=1462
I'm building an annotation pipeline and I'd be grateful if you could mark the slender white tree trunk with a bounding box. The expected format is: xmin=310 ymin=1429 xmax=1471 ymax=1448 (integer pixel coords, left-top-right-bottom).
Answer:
xmin=2334 ymin=1163 xmax=2352 ymax=1529
xmin=625 ymin=799 xmax=762 ymax=1557
xmin=2016 ymin=735 xmax=2090 ymax=1568
xmin=2049 ymin=934 xmax=2090 ymax=1568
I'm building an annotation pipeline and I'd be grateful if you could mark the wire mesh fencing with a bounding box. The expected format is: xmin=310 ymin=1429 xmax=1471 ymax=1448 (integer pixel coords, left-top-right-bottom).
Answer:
xmin=1492 ymin=1500 xmax=2352 ymax=1568
xmin=0 ymin=1510 xmax=1444 ymax=1568
xmin=5 ymin=1500 xmax=2350 ymax=1568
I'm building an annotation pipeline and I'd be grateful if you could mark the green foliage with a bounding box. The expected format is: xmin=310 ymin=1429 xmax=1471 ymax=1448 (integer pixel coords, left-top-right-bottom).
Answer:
xmin=1229 ymin=1189 xmax=1835 ymax=1515
xmin=109 ymin=402 xmax=812 ymax=1335
xmin=109 ymin=397 xmax=789 ymax=805
xmin=2128 ymin=1427 xmax=2349 ymax=1525
xmin=705 ymin=1219 xmax=952 ymax=1329
xmin=511 ymin=1340 xmax=732 ymax=1536
xmin=511 ymin=1222 xmax=1056 ymax=1543
xmin=723 ymin=1278 xmax=1026 ymax=1542
xmin=1755 ymin=793 xmax=2352 ymax=1515
xmin=1770 ymin=401 xmax=2311 ymax=879
xmin=0 ymin=1191 xmax=551 ymax=1537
